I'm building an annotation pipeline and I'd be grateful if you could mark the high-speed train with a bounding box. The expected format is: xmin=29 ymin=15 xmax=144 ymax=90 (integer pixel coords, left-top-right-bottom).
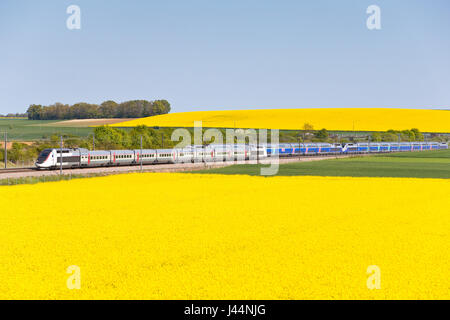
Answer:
xmin=35 ymin=141 xmax=448 ymax=169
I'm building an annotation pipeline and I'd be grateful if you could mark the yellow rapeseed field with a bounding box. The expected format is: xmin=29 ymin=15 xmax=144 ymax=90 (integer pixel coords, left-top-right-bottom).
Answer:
xmin=113 ymin=108 xmax=450 ymax=132
xmin=0 ymin=173 xmax=449 ymax=299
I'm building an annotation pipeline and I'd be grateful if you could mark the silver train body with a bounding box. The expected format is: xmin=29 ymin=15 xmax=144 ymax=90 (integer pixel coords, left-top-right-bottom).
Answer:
xmin=35 ymin=142 xmax=448 ymax=169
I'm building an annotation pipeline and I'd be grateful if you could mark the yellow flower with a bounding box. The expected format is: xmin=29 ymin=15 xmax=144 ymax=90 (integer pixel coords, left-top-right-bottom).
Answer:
xmin=0 ymin=173 xmax=449 ymax=299
xmin=113 ymin=108 xmax=450 ymax=132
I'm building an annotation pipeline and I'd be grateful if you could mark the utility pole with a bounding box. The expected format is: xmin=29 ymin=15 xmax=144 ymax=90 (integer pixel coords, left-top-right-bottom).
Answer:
xmin=140 ymin=135 xmax=143 ymax=172
xmin=60 ymin=136 xmax=63 ymax=176
xmin=4 ymin=132 xmax=7 ymax=169
xmin=256 ymin=130 xmax=259 ymax=162
xmin=93 ymin=133 xmax=95 ymax=151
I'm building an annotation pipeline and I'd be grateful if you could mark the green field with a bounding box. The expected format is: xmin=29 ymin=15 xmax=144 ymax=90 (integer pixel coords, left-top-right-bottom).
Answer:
xmin=0 ymin=119 xmax=93 ymax=140
xmin=377 ymin=149 xmax=450 ymax=159
xmin=196 ymin=150 xmax=450 ymax=178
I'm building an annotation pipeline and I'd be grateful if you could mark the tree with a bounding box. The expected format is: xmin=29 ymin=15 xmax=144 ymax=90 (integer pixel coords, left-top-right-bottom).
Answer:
xmin=152 ymin=100 xmax=170 ymax=115
xmin=93 ymin=126 xmax=126 ymax=149
xmin=401 ymin=129 xmax=415 ymax=142
xmin=410 ymin=128 xmax=424 ymax=141
xmin=314 ymin=128 xmax=329 ymax=141
xmin=302 ymin=123 xmax=314 ymax=141
xmin=371 ymin=132 xmax=382 ymax=142
xmin=99 ymin=100 xmax=118 ymax=118
xmin=381 ymin=132 xmax=397 ymax=142
xmin=303 ymin=123 xmax=314 ymax=132
xmin=155 ymin=99 xmax=171 ymax=114
xmin=27 ymin=104 xmax=43 ymax=120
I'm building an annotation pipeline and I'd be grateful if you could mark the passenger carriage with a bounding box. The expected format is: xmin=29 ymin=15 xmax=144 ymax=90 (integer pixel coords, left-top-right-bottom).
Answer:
xmin=109 ymin=150 xmax=134 ymax=166
xmin=380 ymin=143 xmax=391 ymax=152
xmin=211 ymin=144 xmax=233 ymax=162
xmin=156 ymin=149 xmax=177 ymax=164
xmin=389 ymin=143 xmax=399 ymax=152
xmin=232 ymin=144 xmax=249 ymax=161
xmin=399 ymin=143 xmax=412 ymax=152
xmin=305 ymin=143 xmax=320 ymax=155
xmin=369 ymin=143 xmax=381 ymax=153
xmin=176 ymin=147 xmax=195 ymax=163
xmin=134 ymin=149 xmax=157 ymax=164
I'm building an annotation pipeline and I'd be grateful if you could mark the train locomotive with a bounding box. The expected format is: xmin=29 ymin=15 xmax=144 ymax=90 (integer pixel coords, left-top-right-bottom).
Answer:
xmin=35 ymin=141 xmax=448 ymax=169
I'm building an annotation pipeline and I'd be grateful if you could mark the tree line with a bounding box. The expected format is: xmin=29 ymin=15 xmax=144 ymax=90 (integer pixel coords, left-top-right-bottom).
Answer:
xmin=26 ymin=99 xmax=170 ymax=120
xmin=0 ymin=112 xmax=27 ymax=118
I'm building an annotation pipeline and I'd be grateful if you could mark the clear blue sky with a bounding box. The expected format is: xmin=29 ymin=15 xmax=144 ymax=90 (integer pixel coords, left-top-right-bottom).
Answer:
xmin=0 ymin=0 xmax=449 ymax=114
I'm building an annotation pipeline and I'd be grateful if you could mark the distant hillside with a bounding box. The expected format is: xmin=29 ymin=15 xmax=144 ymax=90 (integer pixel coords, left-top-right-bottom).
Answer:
xmin=113 ymin=108 xmax=450 ymax=133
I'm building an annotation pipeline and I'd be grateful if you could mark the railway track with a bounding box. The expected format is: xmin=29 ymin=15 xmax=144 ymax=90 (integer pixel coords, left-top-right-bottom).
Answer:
xmin=0 ymin=153 xmax=359 ymax=180
xmin=0 ymin=167 xmax=36 ymax=174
